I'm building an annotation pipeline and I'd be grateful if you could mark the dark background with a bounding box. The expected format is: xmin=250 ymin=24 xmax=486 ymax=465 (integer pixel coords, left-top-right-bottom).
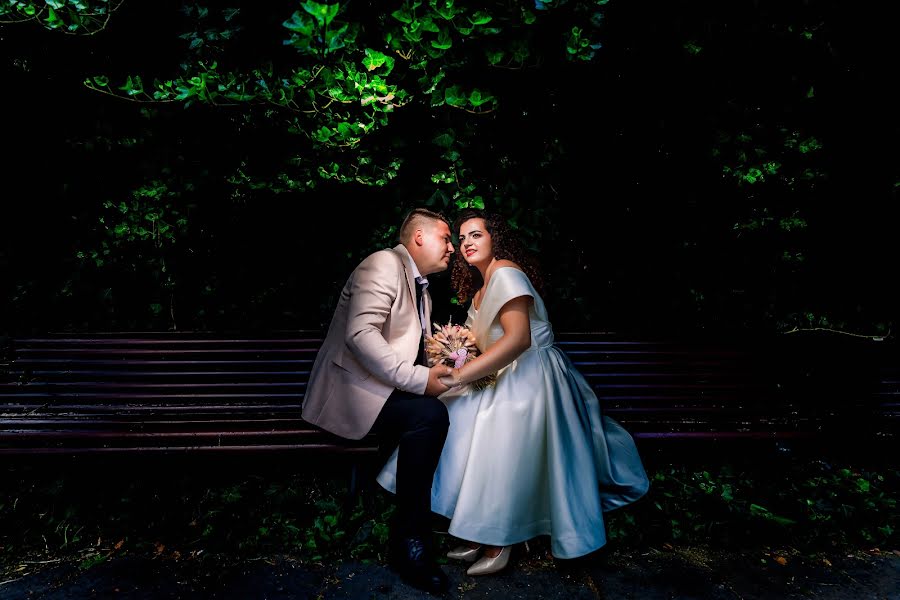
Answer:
xmin=1 ymin=0 xmax=896 ymax=337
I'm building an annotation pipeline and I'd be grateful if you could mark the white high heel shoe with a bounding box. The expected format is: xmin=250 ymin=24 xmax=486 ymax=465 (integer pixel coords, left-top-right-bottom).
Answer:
xmin=446 ymin=544 xmax=481 ymax=562
xmin=466 ymin=545 xmax=511 ymax=576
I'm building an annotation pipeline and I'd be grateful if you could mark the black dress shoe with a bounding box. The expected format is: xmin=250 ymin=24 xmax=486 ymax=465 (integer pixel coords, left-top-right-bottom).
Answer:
xmin=389 ymin=536 xmax=449 ymax=595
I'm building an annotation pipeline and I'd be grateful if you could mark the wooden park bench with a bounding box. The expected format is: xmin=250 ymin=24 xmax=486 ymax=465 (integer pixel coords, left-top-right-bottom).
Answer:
xmin=1 ymin=332 xmax=896 ymax=461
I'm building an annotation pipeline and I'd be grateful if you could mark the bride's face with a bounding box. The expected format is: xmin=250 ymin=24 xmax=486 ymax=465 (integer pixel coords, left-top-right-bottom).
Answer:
xmin=458 ymin=218 xmax=493 ymax=266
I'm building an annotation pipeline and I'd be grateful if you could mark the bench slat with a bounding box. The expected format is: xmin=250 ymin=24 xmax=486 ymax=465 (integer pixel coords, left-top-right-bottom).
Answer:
xmin=2 ymin=333 xmax=895 ymax=455
xmin=0 ymin=445 xmax=378 ymax=455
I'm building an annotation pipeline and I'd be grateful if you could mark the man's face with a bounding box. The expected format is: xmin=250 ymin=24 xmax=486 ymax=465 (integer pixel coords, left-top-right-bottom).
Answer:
xmin=418 ymin=220 xmax=455 ymax=275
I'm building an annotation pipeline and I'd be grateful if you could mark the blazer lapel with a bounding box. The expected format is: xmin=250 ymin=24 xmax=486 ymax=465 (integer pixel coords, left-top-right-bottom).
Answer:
xmin=391 ymin=244 xmax=418 ymax=307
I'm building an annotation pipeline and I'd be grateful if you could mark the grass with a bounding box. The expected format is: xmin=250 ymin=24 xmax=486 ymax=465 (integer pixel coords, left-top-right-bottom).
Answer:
xmin=1 ymin=451 xmax=897 ymax=581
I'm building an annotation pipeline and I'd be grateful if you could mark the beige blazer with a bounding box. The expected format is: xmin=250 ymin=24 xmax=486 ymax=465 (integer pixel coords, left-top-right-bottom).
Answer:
xmin=301 ymin=244 xmax=432 ymax=439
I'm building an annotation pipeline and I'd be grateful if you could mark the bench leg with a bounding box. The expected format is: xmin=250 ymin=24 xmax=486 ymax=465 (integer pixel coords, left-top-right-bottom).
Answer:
xmin=349 ymin=463 xmax=359 ymax=497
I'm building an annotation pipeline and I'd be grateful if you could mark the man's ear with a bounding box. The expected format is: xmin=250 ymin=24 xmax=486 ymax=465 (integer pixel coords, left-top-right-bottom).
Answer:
xmin=414 ymin=229 xmax=424 ymax=246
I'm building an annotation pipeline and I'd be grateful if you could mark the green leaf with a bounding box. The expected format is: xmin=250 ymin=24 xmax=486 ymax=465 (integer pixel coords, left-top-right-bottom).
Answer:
xmin=468 ymin=88 xmax=494 ymax=107
xmin=325 ymin=21 xmax=353 ymax=53
xmin=79 ymin=554 xmax=107 ymax=570
xmin=444 ymin=84 xmax=466 ymax=107
xmin=742 ymin=167 xmax=763 ymax=184
xmin=798 ymin=137 xmax=822 ymax=153
xmin=362 ymin=48 xmax=394 ymax=73
xmin=420 ymin=17 xmax=440 ymax=33
xmin=469 ymin=11 xmax=492 ymax=25
xmin=749 ymin=503 xmax=797 ymax=526
xmin=432 ymin=132 xmax=454 ymax=148
xmin=683 ymin=41 xmax=702 ymax=55
xmin=283 ymin=11 xmax=315 ymax=36
xmin=313 ymin=126 xmax=333 ymax=142
xmin=302 ymin=1 xmax=339 ymax=27
xmin=391 ymin=9 xmax=412 ymax=24
xmin=431 ymin=29 xmax=452 ymax=50
xmin=403 ymin=26 xmax=423 ymax=43
xmin=511 ymin=41 xmax=530 ymax=63
xmin=44 ymin=7 xmax=61 ymax=28
xmin=485 ymin=49 xmax=505 ymax=65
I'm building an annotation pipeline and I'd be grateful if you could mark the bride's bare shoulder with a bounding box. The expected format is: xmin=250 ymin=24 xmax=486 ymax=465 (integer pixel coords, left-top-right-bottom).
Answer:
xmin=494 ymin=259 xmax=523 ymax=272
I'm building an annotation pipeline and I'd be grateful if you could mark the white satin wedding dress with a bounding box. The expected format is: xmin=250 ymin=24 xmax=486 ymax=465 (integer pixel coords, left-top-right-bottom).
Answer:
xmin=377 ymin=267 xmax=649 ymax=558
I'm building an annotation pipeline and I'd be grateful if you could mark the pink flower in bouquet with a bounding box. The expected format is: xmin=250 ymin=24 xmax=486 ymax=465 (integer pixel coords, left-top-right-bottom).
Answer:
xmin=448 ymin=347 xmax=468 ymax=369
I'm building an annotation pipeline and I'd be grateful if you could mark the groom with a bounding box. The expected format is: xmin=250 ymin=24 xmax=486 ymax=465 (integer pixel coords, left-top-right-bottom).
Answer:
xmin=302 ymin=208 xmax=455 ymax=594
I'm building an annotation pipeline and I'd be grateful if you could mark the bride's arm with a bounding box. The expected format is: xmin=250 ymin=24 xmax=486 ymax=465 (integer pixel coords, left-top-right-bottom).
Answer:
xmin=440 ymin=296 xmax=532 ymax=386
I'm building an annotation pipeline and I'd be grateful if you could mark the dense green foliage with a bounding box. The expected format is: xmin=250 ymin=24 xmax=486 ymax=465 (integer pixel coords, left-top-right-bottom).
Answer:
xmin=1 ymin=1 xmax=895 ymax=335
xmin=2 ymin=457 xmax=896 ymax=567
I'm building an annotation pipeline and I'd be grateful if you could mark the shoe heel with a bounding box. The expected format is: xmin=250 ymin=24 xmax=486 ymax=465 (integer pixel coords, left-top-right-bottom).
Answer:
xmin=447 ymin=544 xmax=481 ymax=562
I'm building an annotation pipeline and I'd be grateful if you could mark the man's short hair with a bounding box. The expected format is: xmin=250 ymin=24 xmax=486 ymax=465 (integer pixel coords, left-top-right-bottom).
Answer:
xmin=398 ymin=208 xmax=448 ymax=244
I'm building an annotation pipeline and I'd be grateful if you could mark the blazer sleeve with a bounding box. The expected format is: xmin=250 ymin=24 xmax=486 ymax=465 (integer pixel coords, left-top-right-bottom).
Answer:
xmin=344 ymin=250 xmax=429 ymax=394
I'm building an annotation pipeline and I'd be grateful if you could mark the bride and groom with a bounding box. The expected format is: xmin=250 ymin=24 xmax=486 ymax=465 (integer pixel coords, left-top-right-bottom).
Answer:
xmin=302 ymin=208 xmax=649 ymax=595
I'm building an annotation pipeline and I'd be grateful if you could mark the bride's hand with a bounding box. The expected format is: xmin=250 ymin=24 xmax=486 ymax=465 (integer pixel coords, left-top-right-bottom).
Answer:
xmin=438 ymin=368 xmax=463 ymax=387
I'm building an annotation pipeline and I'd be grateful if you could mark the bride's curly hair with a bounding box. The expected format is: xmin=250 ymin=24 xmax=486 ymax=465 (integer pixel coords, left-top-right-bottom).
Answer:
xmin=451 ymin=209 xmax=545 ymax=303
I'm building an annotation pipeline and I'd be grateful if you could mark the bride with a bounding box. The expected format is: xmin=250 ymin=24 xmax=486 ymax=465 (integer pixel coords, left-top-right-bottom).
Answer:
xmin=378 ymin=209 xmax=649 ymax=576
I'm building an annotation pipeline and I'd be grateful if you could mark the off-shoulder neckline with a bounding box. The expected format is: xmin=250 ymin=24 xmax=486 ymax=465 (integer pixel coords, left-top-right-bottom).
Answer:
xmin=472 ymin=266 xmax=523 ymax=311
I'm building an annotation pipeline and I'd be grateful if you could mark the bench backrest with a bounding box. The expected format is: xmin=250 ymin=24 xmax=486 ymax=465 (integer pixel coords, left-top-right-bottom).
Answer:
xmin=1 ymin=332 xmax=896 ymax=454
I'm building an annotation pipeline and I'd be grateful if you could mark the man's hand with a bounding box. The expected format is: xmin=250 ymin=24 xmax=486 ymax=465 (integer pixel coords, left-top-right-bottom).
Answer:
xmin=437 ymin=368 xmax=463 ymax=388
xmin=425 ymin=363 xmax=453 ymax=396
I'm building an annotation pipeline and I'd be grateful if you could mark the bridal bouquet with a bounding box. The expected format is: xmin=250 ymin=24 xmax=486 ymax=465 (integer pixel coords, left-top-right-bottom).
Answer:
xmin=425 ymin=321 xmax=497 ymax=390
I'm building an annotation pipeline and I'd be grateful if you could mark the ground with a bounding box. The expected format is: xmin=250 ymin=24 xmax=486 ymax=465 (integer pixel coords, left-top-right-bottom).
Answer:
xmin=3 ymin=541 xmax=898 ymax=599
